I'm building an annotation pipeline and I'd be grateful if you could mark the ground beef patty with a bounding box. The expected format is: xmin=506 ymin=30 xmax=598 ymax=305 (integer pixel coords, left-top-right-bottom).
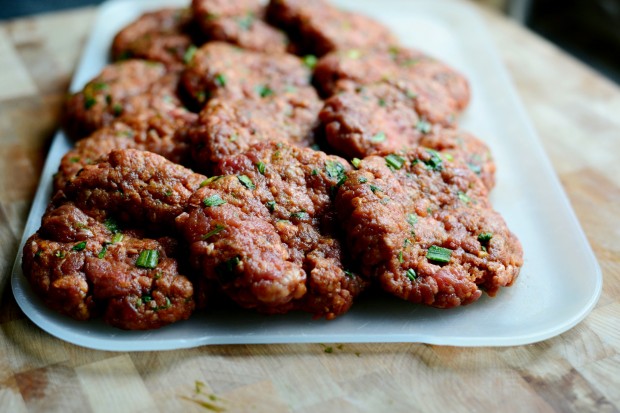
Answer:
xmin=266 ymin=0 xmax=397 ymax=56
xmin=314 ymin=47 xmax=470 ymax=112
xmin=181 ymin=42 xmax=312 ymax=107
xmin=63 ymin=61 xmax=187 ymax=140
xmin=59 ymin=149 xmax=206 ymax=230
xmin=335 ymin=148 xmax=522 ymax=308
xmin=177 ymin=142 xmax=367 ymax=318
xmin=187 ymin=86 xmax=321 ymax=172
xmin=318 ymin=82 xmax=495 ymax=189
xmin=192 ymin=0 xmax=288 ymax=53
xmin=22 ymin=203 xmax=195 ymax=330
xmin=111 ymin=8 xmax=197 ymax=69
xmin=54 ymin=106 xmax=198 ymax=192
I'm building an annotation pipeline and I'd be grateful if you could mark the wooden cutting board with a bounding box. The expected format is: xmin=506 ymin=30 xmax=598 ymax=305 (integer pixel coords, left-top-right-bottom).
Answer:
xmin=1 ymin=3 xmax=619 ymax=412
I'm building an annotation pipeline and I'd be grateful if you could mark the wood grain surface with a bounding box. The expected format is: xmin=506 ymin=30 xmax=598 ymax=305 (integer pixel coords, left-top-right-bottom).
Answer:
xmin=1 ymin=2 xmax=619 ymax=412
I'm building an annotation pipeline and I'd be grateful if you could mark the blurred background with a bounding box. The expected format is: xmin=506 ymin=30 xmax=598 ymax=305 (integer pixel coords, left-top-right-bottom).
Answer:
xmin=0 ymin=0 xmax=618 ymax=84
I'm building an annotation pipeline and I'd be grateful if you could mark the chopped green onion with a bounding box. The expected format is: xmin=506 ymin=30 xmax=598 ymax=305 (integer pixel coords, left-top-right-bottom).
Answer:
xmin=467 ymin=163 xmax=482 ymax=175
xmin=458 ymin=191 xmax=471 ymax=204
xmin=398 ymin=251 xmax=404 ymax=263
xmin=416 ymin=120 xmax=432 ymax=134
xmin=424 ymin=149 xmax=443 ymax=171
xmin=256 ymin=84 xmax=274 ymax=98
xmin=369 ymin=184 xmax=382 ymax=193
xmin=324 ymin=160 xmax=346 ymax=180
xmin=54 ymin=250 xmax=66 ymax=259
xmin=238 ymin=175 xmax=255 ymax=190
xmin=200 ymin=175 xmax=222 ymax=187
xmin=358 ymin=177 xmax=368 ymax=184
xmin=407 ymin=213 xmax=418 ymax=226
xmin=266 ymin=200 xmax=276 ymax=212
xmin=216 ymin=256 xmax=241 ymax=278
xmin=371 ymin=131 xmax=386 ymax=142
xmin=202 ymin=224 xmax=225 ymax=240
xmin=406 ymin=268 xmax=417 ymax=281
xmin=385 ymin=154 xmax=405 ymax=170
xmin=183 ymin=45 xmax=197 ymax=64
xmin=344 ymin=270 xmax=355 ymax=278
xmin=378 ymin=98 xmax=387 ymax=107
xmin=347 ymin=49 xmax=361 ymax=59
xmin=203 ymin=194 xmax=226 ymax=207
xmin=302 ymin=54 xmax=318 ymax=69
xmin=112 ymin=103 xmax=123 ymax=116
xmin=104 ymin=218 xmax=121 ymax=234
xmin=477 ymin=232 xmax=493 ymax=243
xmin=92 ymin=81 xmax=108 ymax=91
xmin=72 ymin=241 xmax=87 ymax=251
xmin=426 ymin=245 xmax=452 ymax=263
xmin=84 ymin=96 xmax=96 ymax=109
xmin=256 ymin=162 xmax=266 ymax=175
xmin=290 ymin=211 xmax=308 ymax=220
xmin=97 ymin=244 xmax=108 ymax=259
xmin=215 ymin=73 xmax=227 ymax=87
xmin=351 ymin=158 xmax=361 ymax=169
xmin=136 ymin=249 xmax=159 ymax=269
xmin=311 ymin=169 xmax=318 ymax=176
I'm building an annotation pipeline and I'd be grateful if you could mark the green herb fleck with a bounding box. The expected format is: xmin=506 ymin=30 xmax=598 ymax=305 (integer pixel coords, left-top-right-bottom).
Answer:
xmin=358 ymin=177 xmax=368 ymax=184
xmin=203 ymin=194 xmax=226 ymax=207
xmin=426 ymin=245 xmax=452 ymax=263
xmin=478 ymin=232 xmax=493 ymax=243
xmin=311 ymin=169 xmax=319 ymax=176
xmin=371 ymin=131 xmax=386 ymax=142
xmin=72 ymin=241 xmax=87 ymax=251
xmin=325 ymin=160 xmax=346 ymax=180
xmin=458 ymin=191 xmax=471 ymax=204
xmin=398 ymin=251 xmax=404 ymax=263
xmin=54 ymin=250 xmax=66 ymax=259
xmin=347 ymin=49 xmax=361 ymax=59
xmin=266 ymin=200 xmax=276 ymax=212
xmin=97 ymin=244 xmax=108 ymax=259
xmin=407 ymin=213 xmax=418 ymax=226
xmin=303 ymin=54 xmax=318 ymax=69
xmin=406 ymin=268 xmax=417 ymax=281
xmin=424 ymin=149 xmax=443 ymax=171
xmin=256 ymin=162 xmax=266 ymax=175
xmin=84 ymin=96 xmax=96 ymax=110
xmin=344 ymin=270 xmax=355 ymax=278
xmin=104 ymin=218 xmax=121 ymax=234
xmin=385 ymin=154 xmax=405 ymax=170
xmin=369 ymin=184 xmax=382 ymax=193
xmin=215 ymin=73 xmax=227 ymax=87
xmin=200 ymin=175 xmax=222 ymax=187
xmin=202 ymin=224 xmax=226 ymax=240
xmin=416 ymin=119 xmax=432 ymax=134
xmin=136 ymin=249 xmax=159 ymax=269
xmin=112 ymin=233 xmax=123 ymax=245
xmin=256 ymin=84 xmax=274 ymax=98
xmin=290 ymin=211 xmax=308 ymax=220
xmin=378 ymin=98 xmax=387 ymax=107
xmin=467 ymin=163 xmax=482 ymax=175
xmin=351 ymin=158 xmax=361 ymax=169
xmin=216 ymin=256 xmax=241 ymax=279
xmin=183 ymin=45 xmax=197 ymax=64
xmin=112 ymin=103 xmax=123 ymax=116
xmin=238 ymin=175 xmax=255 ymax=190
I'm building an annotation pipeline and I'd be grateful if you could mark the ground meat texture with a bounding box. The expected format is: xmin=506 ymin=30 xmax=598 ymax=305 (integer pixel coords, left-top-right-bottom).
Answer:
xmin=178 ymin=142 xmax=367 ymax=318
xmin=111 ymin=8 xmax=196 ymax=69
xmin=63 ymin=61 xmax=185 ymax=139
xmin=21 ymin=203 xmax=195 ymax=330
xmin=54 ymin=107 xmax=198 ymax=192
xmin=187 ymin=86 xmax=321 ymax=172
xmin=192 ymin=0 xmax=263 ymax=20
xmin=335 ymin=148 xmax=522 ymax=308
xmin=199 ymin=14 xmax=289 ymax=54
xmin=266 ymin=0 xmax=397 ymax=56
xmin=181 ymin=42 xmax=312 ymax=107
xmin=59 ymin=149 xmax=206 ymax=229
xmin=314 ymin=47 xmax=470 ymax=112
xmin=317 ymin=83 xmax=495 ymax=189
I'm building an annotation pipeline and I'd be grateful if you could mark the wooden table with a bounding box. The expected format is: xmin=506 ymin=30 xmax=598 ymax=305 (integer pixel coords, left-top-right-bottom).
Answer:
xmin=1 ymin=2 xmax=619 ymax=412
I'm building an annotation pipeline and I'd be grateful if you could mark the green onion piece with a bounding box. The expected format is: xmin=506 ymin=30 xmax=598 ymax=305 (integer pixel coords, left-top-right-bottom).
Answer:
xmin=324 ymin=160 xmax=346 ymax=180
xmin=84 ymin=96 xmax=96 ymax=109
xmin=183 ymin=45 xmax=197 ymax=64
xmin=97 ymin=244 xmax=108 ymax=259
xmin=92 ymin=81 xmax=108 ymax=91
xmin=256 ymin=162 xmax=266 ymax=175
xmin=358 ymin=177 xmax=368 ymax=184
xmin=416 ymin=120 xmax=432 ymax=134
xmin=385 ymin=154 xmax=405 ymax=170
xmin=407 ymin=213 xmax=418 ymax=226
xmin=467 ymin=163 xmax=482 ymax=175
xmin=344 ymin=270 xmax=355 ymax=278
xmin=215 ymin=73 xmax=227 ymax=87
xmin=54 ymin=250 xmax=66 ymax=259
xmin=371 ymin=131 xmax=386 ymax=142
xmin=203 ymin=194 xmax=226 ymax=207
xmin=155 ymin=297 xmax=172 ymax=311
xmin=302 ymin=54 xmax=318 ymax=69
xmin=266 ymin=200 xmax=276 ymax=212
xmin=398 ymin=251 xmax=404 ymax=263
xmin=477 ymin=232 xmax=493 ymax=243
xmin=238 ymin=175 xmax=255 ymax=190
xmin=202 ymin=224 xmax=225 ymax=240
xmin=142 ymin=294 xmax=152 ymax=303
xmin=69 ymin=157 xmax=80 ymax=163
xmin=256 ymin=84 xmax=274 ymax=98
xmin=426 ymin=245 xmax=452 ymax=263
xmin=311 ymin=169 xmax=318 ymax=176
xmin=369 ymin=184 xmax=382 ymax=193
xmin=351 ymin=158 xmax=361 ymax=169
xmin=200 ymin=175 xmax=222 ymax=187
xmin=406 ymin=268 xmax=417 ymax=281
xmin=424 ymin=149 xmax=443 ymax=171
xmin=216 ymin=256 xmax=241 ymax=278
xmin=72 ymin=241 xmax=87 ymax=251
xmin=104 ymin=218 xmax=121 ymax=234
xmin=458 ymin=191 xmax=471 ymax=204
xmin=290 ymin=211 xmax=308 ymax=219
xmin=347 ymin=49 xmax=361 ymax=59
xmin=136 ymin=249 xmax=159 ymax=269
xmin=112 ymin=103 xmax=123 ymax=116
xmin=378 ymin=98 xmax=386 ymax=107
xmin=405 ymin=89 xmax=417 ymax=99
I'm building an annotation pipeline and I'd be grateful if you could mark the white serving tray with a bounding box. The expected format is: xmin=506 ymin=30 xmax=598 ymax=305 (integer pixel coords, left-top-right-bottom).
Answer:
xmin=11 ymin=0 xmax=602 ymax=351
